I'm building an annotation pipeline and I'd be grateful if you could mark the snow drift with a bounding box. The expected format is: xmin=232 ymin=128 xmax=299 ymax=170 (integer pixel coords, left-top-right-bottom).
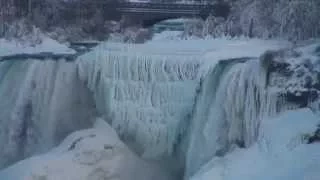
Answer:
xmin=0 ymin=118 xmax=177 ymax=180
xmin=191 ymin=108 xmax=320 ymax=180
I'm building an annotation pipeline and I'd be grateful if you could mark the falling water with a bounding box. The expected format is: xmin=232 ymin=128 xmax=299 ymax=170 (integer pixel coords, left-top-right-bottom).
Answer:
xmin=0 ymin=41 xmax=293 ymax=179
xmin=185 ymin=58 xmax=281 ymax=178
xmin=0 ymin=60 xmax=97 ymax=168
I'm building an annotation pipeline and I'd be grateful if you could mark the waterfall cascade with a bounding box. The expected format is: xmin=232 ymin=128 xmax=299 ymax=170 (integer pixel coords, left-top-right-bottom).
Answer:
xmin=1 ymin=39 xmax=314 ymax=180
xmin=0 ymin=46 xmax=203 ymax=169
xmin=185 ymin=58 xmax=281 ymax=178
xmin=0 ymin=60 xmax=97 ymax=168
xmin=77 ymin=45 xmax=201 ymax=159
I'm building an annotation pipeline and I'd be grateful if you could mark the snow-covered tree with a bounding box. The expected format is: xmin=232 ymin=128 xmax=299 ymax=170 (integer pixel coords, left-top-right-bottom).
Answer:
xmin=223 ymin=0 xmax=320 ymax=40
xmin=1 ymin=0 xmax=319 ymax=41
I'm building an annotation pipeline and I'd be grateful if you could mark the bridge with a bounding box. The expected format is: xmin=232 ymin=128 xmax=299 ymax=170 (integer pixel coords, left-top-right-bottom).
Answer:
xmin=116 ymin=2 xmax=227 ymax=15
xmin=77 ymin=1 xmax=230 ymax=27
xmin=115 ymin=2 xmax=230 ymax=26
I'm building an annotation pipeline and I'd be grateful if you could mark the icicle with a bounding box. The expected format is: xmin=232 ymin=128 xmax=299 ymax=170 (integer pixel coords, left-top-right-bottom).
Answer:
xmin=76 ymin=49 xmax=201 ymax=159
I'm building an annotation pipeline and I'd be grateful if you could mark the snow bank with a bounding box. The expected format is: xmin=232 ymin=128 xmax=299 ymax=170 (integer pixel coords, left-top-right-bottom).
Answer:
xmin=0 ymin=37 xmax=75 ymax=56
xmin=0 ymin=118 xmax=176 ymax=180
xmin=191 ymin=108 xmax=320 ymax=180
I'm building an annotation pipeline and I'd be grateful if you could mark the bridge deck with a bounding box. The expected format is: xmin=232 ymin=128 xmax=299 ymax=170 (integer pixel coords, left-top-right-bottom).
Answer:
xmin=117 ymin=2 xmax=216 ymax=9
xmin=74 ymin=1 xmax=230 ymax=25
xmin=116 ymin=2 xmax=229 ymax=17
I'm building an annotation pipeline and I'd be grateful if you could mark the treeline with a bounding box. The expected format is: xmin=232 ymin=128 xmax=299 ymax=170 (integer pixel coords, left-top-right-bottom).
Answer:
xmin=0 ymin=0 xmax=122 ymax=41
xmin=1 ymin=0 xmax=121 ymax=28
xmin=185 ymin=0 xmax=320 ymax=41
xmin=0 ymin=0 xmax=320 ymax=42
xmin=229 ymin=0 xmax=320 ymax=40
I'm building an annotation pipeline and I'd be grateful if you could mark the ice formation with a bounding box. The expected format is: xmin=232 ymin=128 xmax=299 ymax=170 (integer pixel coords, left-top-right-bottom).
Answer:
xmin=1 ymin=38 xmax=318 ymax=180
xmin=0 ymin=60 xmax=97 ymax=168
xmin=187 ymin=42 xmax=320 ymax=179
xmin=77 ymin=43 xmax=201 ymax=158
xmin=75 ymin=39 xmax=288 ymax=160
xmin=185 ymin=58 xmax=281 ymax=178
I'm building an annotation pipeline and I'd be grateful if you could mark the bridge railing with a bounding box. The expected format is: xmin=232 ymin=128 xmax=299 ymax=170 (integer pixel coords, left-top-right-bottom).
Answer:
xmin=117 ymin=2 xmax=216 ymax=10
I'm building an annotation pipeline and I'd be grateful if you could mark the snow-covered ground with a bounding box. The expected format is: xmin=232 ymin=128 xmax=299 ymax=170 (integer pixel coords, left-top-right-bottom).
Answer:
xmin=1 ymin=109 xmax=318 ymax=180
xmin=191 ymin=109 xmax=320 ymax=180
xmin=0 ymin=37 xmax=75 ymax=56
xmin=0 ymin=118 xmax=177 ymax=180
xmin=152 ymin=31 xmax=183 ymax=42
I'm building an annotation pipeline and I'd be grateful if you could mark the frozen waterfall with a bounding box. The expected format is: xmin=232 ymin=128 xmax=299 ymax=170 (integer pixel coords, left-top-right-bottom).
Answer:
xmin=0 ymin=60 xmax=98 ymax=168
xmin=76 ymin=44 xmax=202 ymax=159
xmin=0 ymin=39 xmax=295 ymax=179
xmin=0 ymin=43 xmax=203 ymax=169
xmin=185 ymin=58 xmax=281 ymax=178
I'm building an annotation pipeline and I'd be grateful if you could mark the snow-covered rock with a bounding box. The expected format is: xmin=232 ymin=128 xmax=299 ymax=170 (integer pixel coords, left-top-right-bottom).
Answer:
xmin=0 ymin=118 xmax=177 ymax=180
xmin=191 ymin=108 xmax=320 ymax=180
xmin=152 ymin=31 xmax=183 ymax=41
xmin=261 ymin=41 xmax=320 ymax=107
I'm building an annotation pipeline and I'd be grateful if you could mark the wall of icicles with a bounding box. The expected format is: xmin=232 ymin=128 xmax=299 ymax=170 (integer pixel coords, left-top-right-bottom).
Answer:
xmin=0 ymin=46 xmax=300 ymax=178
